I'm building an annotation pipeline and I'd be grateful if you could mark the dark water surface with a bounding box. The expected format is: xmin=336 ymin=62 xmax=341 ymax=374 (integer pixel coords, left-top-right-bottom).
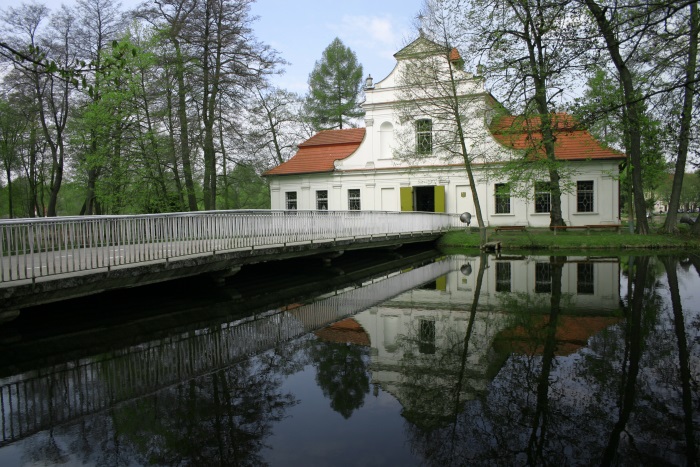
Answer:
xmin=0 ymin=248 xmax=698 ymax=466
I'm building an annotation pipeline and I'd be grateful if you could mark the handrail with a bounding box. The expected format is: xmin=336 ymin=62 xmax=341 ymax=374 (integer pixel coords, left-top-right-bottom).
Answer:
xmin=1 ymin=210 xmax=456 ymax=284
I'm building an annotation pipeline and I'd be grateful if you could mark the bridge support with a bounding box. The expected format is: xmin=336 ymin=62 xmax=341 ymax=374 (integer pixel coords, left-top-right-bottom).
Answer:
xmin=0 ymin=309 xmax=20 ymax=324
xmin=209 ymin=266 xmax=242 ymax=287
xmin=320 ymin=250 xmax=344 ymax=266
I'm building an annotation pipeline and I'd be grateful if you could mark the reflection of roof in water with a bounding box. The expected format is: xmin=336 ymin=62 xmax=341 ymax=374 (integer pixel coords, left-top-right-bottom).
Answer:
xmin=314 ymin=318 xmax=371 ymax=347
xmin=494 ymin=315 xmax=621 ymax=356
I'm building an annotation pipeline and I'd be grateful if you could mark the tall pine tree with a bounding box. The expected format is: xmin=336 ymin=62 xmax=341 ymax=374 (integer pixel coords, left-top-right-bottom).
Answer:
xmin=306 ymin=37 xmax=364 ymax=131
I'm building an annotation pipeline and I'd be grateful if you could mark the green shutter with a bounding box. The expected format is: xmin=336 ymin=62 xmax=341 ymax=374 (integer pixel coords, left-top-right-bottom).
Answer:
xmin=400 ymin=187 xmax=413 ymax=211
xmin=436 ymin=275 xmax=447 ymax=291
xmin=434 ymin=185 xmax=445 ymax=213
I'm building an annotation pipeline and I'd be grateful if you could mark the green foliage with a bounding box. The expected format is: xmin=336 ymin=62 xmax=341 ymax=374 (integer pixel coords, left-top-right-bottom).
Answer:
xmin=575 ymin=67 xmax=668 ymax=213
xmin=305 ymin=38 xmax=364 ymax=131
xmin=575 ymin=68 xmax=625 ymax=150
xmin=218 ymin=164 xmax=270 ymax=209
xmin=70 ymin=37 xmax=166 ymax=214
xmin=657 ymin=172 xmax=700 ymax=211
xmin=55 ymin=181 xmax=86 ymax=215
xmin=309 ymin=338 xmax=370 ymax=419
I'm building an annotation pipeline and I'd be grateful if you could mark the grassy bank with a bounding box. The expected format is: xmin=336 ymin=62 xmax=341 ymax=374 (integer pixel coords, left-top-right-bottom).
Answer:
xmin=438 ymin=226 xmax=700 ymax=252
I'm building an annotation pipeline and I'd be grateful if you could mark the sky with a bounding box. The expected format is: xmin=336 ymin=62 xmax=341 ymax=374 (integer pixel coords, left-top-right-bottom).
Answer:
xmin=249 ymin=0 xmax=424 ymax=93
xmin=0 ymin=0 xmax=426 ymax=95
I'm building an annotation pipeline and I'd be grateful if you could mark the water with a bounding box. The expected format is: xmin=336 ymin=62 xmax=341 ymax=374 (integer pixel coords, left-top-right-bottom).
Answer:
xmin=0 ymin=248 xmax=698 ymax=466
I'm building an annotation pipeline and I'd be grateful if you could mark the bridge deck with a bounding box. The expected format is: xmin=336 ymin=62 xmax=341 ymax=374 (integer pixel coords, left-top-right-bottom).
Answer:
xmin=1 ymin=210 xmax=458 ymax=313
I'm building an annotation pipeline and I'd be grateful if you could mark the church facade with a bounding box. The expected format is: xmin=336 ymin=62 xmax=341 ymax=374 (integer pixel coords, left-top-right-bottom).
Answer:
xmin=264 ymin=37 xmax=624 ymax=227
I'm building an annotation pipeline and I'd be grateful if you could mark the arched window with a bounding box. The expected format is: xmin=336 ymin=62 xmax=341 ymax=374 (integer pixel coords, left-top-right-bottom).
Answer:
xmin=380 ymin=122 xmax=394 ymax=158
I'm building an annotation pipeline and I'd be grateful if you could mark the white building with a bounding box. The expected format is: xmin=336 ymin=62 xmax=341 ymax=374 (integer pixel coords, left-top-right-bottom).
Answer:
xmin=265 ymin=36 xmax=624 ymax=227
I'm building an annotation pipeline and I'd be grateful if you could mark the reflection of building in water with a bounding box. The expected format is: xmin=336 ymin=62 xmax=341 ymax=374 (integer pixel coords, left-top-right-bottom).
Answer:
xmin=353 ymin=255 xmax=620 ymax=426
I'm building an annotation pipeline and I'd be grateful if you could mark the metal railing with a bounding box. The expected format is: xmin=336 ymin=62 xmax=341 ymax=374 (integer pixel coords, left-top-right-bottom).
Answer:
xmin=0 ymin=210 xmax=456 ymax=284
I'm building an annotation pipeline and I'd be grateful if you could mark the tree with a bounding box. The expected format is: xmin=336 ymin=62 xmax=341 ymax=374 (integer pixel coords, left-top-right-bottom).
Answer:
xmin=71 ymin=0 xmax=127 ymax=215
xmin=138 ymin=0 xmax=279 ymax=211
xmin=192 ymin=0 xmax=279 ymax=210
xmin=661 ymin=1 xmax=699 ymax=233
xmin=305 ymin=37 xmax=364 ymax=131
xmin=138 ymin=0 xmax=200 ymax=211
xmin=582 ymin=0 xmax=663 ymax=234
xmin=393 ymin=1 xmax=486 ymax=228
xmin=2 ymin=3 xmax=78 ymax=217
xmin=464 ymin=0 xmax=582 ymax=228
xmin=576 ymin=67 xmax=667 ymax=223
xmin=0 ymin=97 xmax=27 ymax=218
xmin=70 ymin=38 xmax=151 ymax=214
xmin=220 ymin=87 xmax=308 ymax=209
xmin=245 ymin=87 xmax=311 ymax=167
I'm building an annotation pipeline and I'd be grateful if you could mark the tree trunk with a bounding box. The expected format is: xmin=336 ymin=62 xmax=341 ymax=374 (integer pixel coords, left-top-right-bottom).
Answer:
xmin=164 ymin=79 xmax=186 ymax=210
xmin=521 ymin=2 xmax=565 ymax=227
xmin=5 ymin=166 xmax=13 ymax=218
xmin=600 ymin=255 xmax=645 ymax=465
xmin=663 ymin=1 xmax=699 ymax=233
xmin=81 ymin=168 xmax=99 ymax=215
xmin=585 ymin=0 xmax=649 ymax=233
xmin=174 ymin=39 xmax=198 ymax=211
xmin=661 ymin=257 xmax=698 ymax=465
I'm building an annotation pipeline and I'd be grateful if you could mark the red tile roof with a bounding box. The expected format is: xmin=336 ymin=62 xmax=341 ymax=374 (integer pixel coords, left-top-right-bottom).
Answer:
xmin=265 ymin=113 xmax=622 ymax=177
xmin=264 ymin=128 xmax=365 ymax=176
xmin=494 ymin=315 xmax=621 ymax=356
xmin=491 ymin=113 xmax=625 ymax=161
xmin=314 ymin=318 xmax=371 ymax=346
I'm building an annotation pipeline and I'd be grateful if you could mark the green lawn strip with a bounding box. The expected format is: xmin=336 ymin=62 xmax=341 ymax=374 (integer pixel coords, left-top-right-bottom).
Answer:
xmin=438 ymin=227 xmax=700 ymax=251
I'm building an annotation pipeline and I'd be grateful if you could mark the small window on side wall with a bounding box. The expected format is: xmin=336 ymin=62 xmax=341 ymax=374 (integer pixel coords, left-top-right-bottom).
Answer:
xmin=577 ymin=181 xmax=594 ymax=212
xmin=348 ymin=189 xmax=361 ymax=210
xmin=416 ymin=119 xmax=432 ymax=155
xmin=285 ymin=191 xmax=297 ymax=210
xmin=534 ymin=181 xmax=552 ymax=213
xmin=316 ymin=190 xmax=328 ymax=210
xmin=495 ymin=183 xmax=511 ymax=214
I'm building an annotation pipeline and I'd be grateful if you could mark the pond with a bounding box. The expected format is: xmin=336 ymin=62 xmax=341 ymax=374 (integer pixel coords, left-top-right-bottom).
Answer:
xmin=0 ymin=247 xmax=698 ymax=466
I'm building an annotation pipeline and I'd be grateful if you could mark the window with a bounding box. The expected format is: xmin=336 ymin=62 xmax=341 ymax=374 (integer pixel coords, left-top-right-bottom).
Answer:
xmin=577 ymin=181 xmax=594 ymax=212
xmin=577 ymin=263 xmax=594 ymax=294
xmin=316 ymin=190 xmax=328 ymax=210
xmin=496 ymin=262 xmax=511 ymax=292
xmin=416 ymin=119 xmax=432 ymax=155
xmin=418 ymin=319 xmax=436 ymax=354
xmin=495 ymin=183 xmax=511 ymax=214
xmin=348 ymin=189 xmax=361 ymax=210
xmin=535 ymin=181 xmax=552 ymax=213
xmin=535 ymin=262 xmax=552 ymax=293
xmin=285 ymin=191 xmax=297 ymax=210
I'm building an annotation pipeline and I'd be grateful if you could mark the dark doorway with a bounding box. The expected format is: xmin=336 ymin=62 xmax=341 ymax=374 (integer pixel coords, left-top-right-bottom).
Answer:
xmin=414 ymin=186 xmax=435 ymax=212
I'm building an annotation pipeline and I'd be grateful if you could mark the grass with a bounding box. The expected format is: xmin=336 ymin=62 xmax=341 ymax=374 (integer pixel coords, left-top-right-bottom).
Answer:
xmin=438 ymin=225 xmax=700 ymax=253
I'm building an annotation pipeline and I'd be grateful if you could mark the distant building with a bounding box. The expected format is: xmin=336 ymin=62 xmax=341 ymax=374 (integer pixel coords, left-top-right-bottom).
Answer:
xmin=264 ymin=36 xmax=625 ymax=227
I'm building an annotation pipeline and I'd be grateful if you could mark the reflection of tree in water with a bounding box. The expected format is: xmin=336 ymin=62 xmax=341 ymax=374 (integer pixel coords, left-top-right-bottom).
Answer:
xmin=308 ymin=338 xmax=371 ymax=419
xmin=115 ymin=352 xmax=298 ymax=466
xmin=400 ymin=256 xmax=489 ymax=442
xmin=22 ymin=344 xmax=301 ymax=466
xmin=405 ymin=255 xmax=699 ymax=466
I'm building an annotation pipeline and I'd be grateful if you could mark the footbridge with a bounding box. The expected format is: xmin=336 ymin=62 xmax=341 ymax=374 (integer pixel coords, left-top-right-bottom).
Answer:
xmin=0 ymin=210 xmax=458 ymax=316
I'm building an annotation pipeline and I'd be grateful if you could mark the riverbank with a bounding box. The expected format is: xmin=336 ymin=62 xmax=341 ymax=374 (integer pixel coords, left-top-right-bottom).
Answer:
xmin=438 ymin=226 xmax=700 ymax=252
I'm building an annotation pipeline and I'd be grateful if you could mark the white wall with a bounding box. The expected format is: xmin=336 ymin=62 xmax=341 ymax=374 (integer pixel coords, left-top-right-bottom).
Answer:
xmin=268 ymin=39 xmax=621 ymax=226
